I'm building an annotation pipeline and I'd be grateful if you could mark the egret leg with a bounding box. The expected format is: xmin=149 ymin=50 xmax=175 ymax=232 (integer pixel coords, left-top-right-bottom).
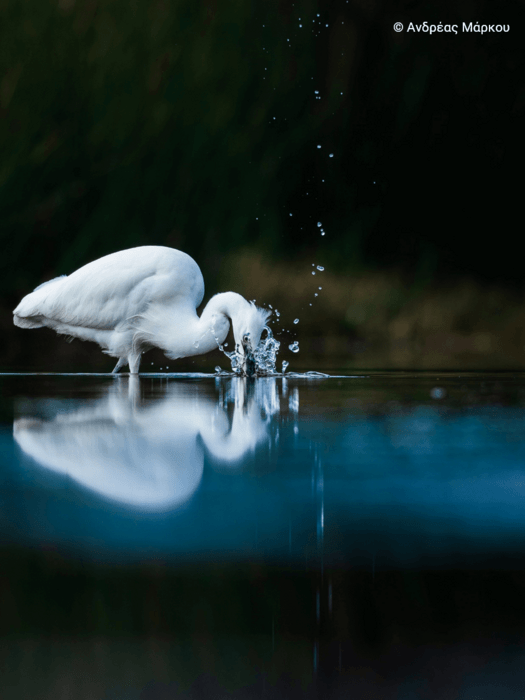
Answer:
xmin=112 ymin=358 xmax=126 ymax=374
xmin=128 ymin=353 xmax=142 ymax=375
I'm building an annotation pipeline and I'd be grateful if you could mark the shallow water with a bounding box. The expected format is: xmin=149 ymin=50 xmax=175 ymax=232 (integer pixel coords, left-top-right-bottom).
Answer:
xmin=2 ymin=371 xmax=525 ymax=698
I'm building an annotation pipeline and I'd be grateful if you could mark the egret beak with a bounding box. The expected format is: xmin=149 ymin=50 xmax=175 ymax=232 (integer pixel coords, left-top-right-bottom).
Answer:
xmin=242 ymin=336 xmax=257 ymax=377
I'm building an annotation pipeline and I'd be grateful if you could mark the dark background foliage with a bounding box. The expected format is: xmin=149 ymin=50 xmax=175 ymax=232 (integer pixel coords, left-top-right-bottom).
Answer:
xmin=1 ymin=0 xmax=523 ymax=369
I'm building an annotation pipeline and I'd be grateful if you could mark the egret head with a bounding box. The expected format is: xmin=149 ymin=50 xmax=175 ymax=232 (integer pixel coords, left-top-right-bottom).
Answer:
xmin=232 ymin=301 xmax=272 ymax=375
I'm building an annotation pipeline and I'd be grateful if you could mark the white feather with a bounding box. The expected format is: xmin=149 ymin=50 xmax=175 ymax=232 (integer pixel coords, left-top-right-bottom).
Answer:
xmin=13 ymin=246 xmax=270 ymax=374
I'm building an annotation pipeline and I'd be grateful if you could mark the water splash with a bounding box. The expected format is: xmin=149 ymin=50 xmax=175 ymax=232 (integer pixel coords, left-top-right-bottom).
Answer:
xmin=253 ymin=326 xmax=281 ymax=374
xmin=289 ymin=341 xmax=300 ymax=353
xmin=218 ymin=325 xmax=281 ymax=376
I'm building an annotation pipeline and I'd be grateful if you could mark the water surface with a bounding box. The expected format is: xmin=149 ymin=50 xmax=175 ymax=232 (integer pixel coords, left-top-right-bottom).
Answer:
xmin=2 ymin=371 xmax=525 ymax=698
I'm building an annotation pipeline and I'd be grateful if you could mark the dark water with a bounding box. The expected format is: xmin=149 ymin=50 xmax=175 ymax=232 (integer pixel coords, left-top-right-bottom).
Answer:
xmin=2 ymin=371 xmax=525 ymax=698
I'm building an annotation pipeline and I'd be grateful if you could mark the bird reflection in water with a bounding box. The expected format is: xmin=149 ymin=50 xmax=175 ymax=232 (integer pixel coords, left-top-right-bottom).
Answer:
xmin=13 ymin=377 xmax=282 ymax=511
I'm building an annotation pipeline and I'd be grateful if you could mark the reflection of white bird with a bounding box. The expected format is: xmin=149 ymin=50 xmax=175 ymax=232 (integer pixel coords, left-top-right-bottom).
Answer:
xmin=13 ymin=377 xmax=274 ymax=510
xmin=13 ymin=246 xmax=270 ymax=374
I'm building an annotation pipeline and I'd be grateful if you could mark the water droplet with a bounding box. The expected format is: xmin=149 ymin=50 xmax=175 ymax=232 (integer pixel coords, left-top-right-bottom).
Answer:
xmin=314 ymin=90 xmax=319 ymax=94
xmin=317 ymin=144 xmax=321 ymax=149
xmin=329 ymin=153 xmax=334 ymax=158
xmin=193 ymin=341 xmax=199 ymax=348
xmin=289 ymin=213 xmax=293 ymax=216
xmin=294 ymin=318 xmax=299 ymax=324
xmin=282 ymin=360 xmax=289 ymax=373
xmin=314 ymin=293 xmax=318 ymax=297
xmin=431 ymin=387 xmax=446 ymax=399
xmin=317 ymin=222 xmax=322 ymax=227
xmin=312 ymin=271 xmax=316 ymax=275
xmin=289 ymin=341 xmax=300 ymax=353
xmin=318 ymin=286 xmax=322 ymax=290
xmin=321 ymin=231 xmax=325 ymax=236
xmin=317 ymin=266 xmax=324 ymax=271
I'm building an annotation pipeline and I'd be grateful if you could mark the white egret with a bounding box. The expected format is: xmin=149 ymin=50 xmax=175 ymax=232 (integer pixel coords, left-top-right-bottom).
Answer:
xmin=13 ymin=246 xmax=271 ymax=374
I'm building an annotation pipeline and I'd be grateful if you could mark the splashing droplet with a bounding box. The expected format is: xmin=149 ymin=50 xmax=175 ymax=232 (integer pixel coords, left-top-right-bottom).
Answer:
xmin=289 ymin=341 xmax=300 ymax=353
xmin=282 ymin=360 xmax=289 ymax=373
xmin=317 ymin=266 xmax=324 ymax=271
xmin=294 ymin=318 xmax=299 ymax=324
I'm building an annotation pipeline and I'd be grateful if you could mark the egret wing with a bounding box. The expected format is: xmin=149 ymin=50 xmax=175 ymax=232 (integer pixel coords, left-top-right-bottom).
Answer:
xmin=14 ymin=246 xmax=205 ymax=331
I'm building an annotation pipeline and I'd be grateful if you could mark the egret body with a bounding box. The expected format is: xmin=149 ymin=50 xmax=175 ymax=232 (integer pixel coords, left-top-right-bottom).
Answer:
xmin=13 ymin=246 xmax=270 ymax=374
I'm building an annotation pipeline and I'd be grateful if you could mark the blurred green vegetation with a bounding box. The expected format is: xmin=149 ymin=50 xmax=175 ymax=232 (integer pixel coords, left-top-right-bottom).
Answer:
xmin=0 ymin=0 xmax=331 ymax=295
xmin=0 ymin=0 xmax=523 ymax=369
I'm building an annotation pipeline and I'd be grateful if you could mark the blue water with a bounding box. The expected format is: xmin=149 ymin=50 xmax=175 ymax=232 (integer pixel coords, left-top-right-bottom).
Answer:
xmin=2 ymin=372 xmax=525 ymax=568
xmin=3 ymin=371 xmax=525 ymax=699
